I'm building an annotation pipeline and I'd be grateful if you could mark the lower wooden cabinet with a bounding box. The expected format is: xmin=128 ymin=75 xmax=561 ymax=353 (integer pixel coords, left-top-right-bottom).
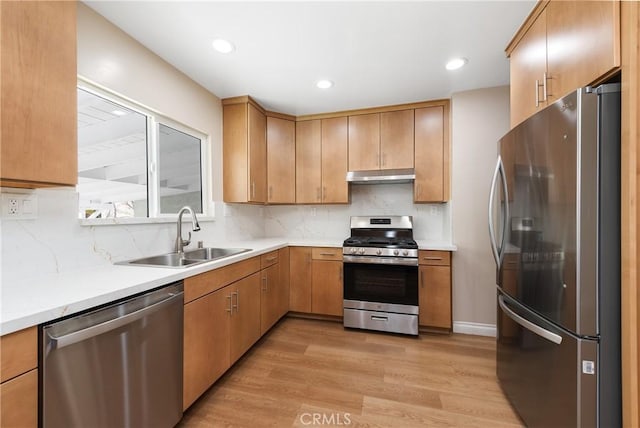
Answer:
xmin=0 ymin=369 xmax=38 ymax=428
xmin=289 ymin=247 xmax=312 ymax=312
xmin=260 ymin=248 xmax=290 ymax=334
xmin=418 ymin=250 xmax=452 ymax=331
xmin=183 ymin=258 xmax=262 ymax=410
xmin=229 ymin=272 xmax=262 ymax=362
xmin=183 ymin=287 xmax=231 ymax=410
xmin=0 ymin=326 xmax=38 ymax=428
xmin=289 ymin=246 xmax=343 ymax=317
xmin=311 ymin=248 xmax=343 ymax=317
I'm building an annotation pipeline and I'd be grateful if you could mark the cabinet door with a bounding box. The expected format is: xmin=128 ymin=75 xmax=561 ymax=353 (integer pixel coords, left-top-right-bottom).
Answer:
xmin=348 ymin=113 xmax=380 ymax=171
xmin=311 ymin=260 xmax=343 ymax=316
xmin=183 ymin=289 xmax=231 ymax=410
xmin=260 ymin=263 xmax=280 ymax=335
xmin=289 ymin=247 xmax=312 ymax=312
xmin=418 ymin=265 xmax=452 ymax=329
xmin=380 ymin=110 xmax=414 ymax=170
xmin=295 ymin=120 xmax=322 ymax=203
xmin=267 ymin=117 xmax=295 ymax=204
xmin=546 ymin=0 xmax=620 ymax=103
xmin=414 ymin=106 xmax=447 ymax=202
xmin=1 ymin=1 xmax=77 ymax=187
xmin=230 ymin=272 xmax=261 ymax=363
xmin=509 ymin=9 xmax=548 ymax=127
xmin=223 ymin=103 xmax=249 ymax=203
xmin=248 ymin=104 xmax=267 ymax=203
xmin=0 ymin=369 xmax=38 ymax=428
xmin=321 ymin=117 xmax=349 ymax=203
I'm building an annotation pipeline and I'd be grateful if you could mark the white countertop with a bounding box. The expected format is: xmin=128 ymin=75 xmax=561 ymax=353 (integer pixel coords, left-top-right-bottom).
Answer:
xmin=1 ymin=237 xmax=456 ymax=335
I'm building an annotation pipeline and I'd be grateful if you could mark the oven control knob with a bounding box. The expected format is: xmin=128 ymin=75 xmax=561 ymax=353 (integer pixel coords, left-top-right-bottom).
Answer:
xmin=358 ymin=248 xmax=365 ymax=255
xmin=350 ymin=247 xmax=357 ymax=254
xmin=376 ymin=249 xmax=382 ymax=255
xmin=393 ymin=249 xmax=399 ymax=256
xmin=402 ymin=250 xmax=408 ymax=256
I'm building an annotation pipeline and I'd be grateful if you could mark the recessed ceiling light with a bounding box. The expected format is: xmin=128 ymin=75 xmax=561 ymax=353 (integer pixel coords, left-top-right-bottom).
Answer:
xmin=445 ymin=57 xmax=468 ymax=71
xmin=111 ymin=110 xmax=127 ymax=116
xmin=212 ymin=38 xmax=235 ymax=54
xmin=316 ymin=79 xmax=333 ymax=89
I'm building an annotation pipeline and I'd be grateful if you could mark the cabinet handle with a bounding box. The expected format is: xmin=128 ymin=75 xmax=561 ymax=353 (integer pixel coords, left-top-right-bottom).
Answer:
xmin=262 ymin=276 xmax=268 ymax=292
xmin=542 ymin=72 xmax=549 ymax=101
xmin=323 ymin=187 xmax=327 ymax=200
xmin=339 ymin=266 xmax=343 ymax=281
xmin=319 ymin=252 xmax=336 ymax=257
xmin=420 ymin=275 xmax=424 ymax=289
xmin=231 ymin=291 xmax=239 ymax=313
xmin=265 ymin=256 xmax=277 ymax=262
xmin=423 ymin=256 xmax=443 ymax=261
xmin=236 ymin=290 xmax=240 ymax=312
xmin=227 ymin=294 xmax=233 ymax=314
xmin=535 ymin=79 xmax=540 ymax=107
xmin=269 ymin=186 xmax=273 ymax=201
xmin=382 ymin=153 xmax=386 ymax=167
xmin=251 ymin=182 xmax=256 ymax=199
xmin=316 ymin=187 xmax=321 ymax=201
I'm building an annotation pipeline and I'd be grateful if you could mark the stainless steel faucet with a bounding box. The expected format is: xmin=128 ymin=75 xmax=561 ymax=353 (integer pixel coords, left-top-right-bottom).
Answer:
xmin=175 ymin=206 xmax=201 ymax=254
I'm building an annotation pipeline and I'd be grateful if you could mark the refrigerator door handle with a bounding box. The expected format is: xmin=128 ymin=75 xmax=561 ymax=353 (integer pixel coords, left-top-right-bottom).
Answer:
xmin=488 ymin=156 xmax=509 ymax=268
xmin=499 ymin=295 xmax=563 ymax=345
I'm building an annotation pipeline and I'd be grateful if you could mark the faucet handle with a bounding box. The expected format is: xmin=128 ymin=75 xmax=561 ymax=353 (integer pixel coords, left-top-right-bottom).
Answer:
xmin=183 ymin=231 xmax=192 ymax=247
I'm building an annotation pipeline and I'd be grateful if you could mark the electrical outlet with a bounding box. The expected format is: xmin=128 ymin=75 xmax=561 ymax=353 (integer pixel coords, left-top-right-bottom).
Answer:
xmin=2 ymin=192 xmax=38 ymax=219
xmin=429 ymin=205 xmax=439 ymax=216
xmin=8 ymin=198 xmax=18 ymax=215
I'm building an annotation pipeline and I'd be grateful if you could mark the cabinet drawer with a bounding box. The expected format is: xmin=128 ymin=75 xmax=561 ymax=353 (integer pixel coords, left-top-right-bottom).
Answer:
xmin=312 ymin=247 xmax=342 ymax=261
xmin=185 ymin=256 xmax=261 ymax=303
xmin=0 ymin=369 xmax=38 ymax=428
xmin=0 ymin=327 xmax=37 ymax=383
xmin=418 ymin=250 xmax=451 ymax=266
xmin=260 ymin=251 xmax=279 ymax=269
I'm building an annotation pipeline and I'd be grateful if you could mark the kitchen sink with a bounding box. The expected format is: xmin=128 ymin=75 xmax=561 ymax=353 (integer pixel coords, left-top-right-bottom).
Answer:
xmin=183 ymin=247 xmax=251 ymax=261
xmin=117 ymin=248 xmax=252 ymax=268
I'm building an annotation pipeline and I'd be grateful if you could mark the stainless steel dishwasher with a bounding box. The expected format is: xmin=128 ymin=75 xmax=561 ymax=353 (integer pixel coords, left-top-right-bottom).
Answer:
xmin=42 ymin=281 xmax=184 ymax=428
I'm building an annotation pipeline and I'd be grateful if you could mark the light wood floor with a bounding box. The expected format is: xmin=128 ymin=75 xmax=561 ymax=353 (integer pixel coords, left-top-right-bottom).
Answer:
xmin=179 ymin=317 xmax=524 ymax=427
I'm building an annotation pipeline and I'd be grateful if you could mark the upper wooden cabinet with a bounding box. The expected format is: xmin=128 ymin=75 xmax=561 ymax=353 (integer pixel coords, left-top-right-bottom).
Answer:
xmin=348 ymin=114 xmax=380 ymax=171
xmin=414 ymin=105 xmax=450 ymax=203
xmin=348 ymin=110 xmax=414 ymax=172
xmin=223 ymin=97 xmax=267 ymax=203
xmin=266 ymin=116 xmax=296 ymax=204
xmin=507 ymin=1 xmax=620 ymax=127
xmin=0 ymin=1 xmax=77 ymax=188
xmin=295 ymin=117 xmax=349 ymax=204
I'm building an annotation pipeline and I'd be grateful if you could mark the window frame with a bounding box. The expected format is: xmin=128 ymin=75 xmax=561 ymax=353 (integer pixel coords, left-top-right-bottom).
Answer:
xmin=77 ymin=78 xmax=214 ymax=225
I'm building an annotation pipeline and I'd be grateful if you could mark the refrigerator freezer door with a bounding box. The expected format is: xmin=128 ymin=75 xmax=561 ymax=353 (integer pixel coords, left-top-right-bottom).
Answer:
xmin=497 ymin=88 xmax=598 ymax=337
xmin=497 ymin=292 xmax=597 ymax=428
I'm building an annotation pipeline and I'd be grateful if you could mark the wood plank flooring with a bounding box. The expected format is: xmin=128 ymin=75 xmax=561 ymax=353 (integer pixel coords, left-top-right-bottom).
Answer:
xmin=179 ymin=317 xmax=523 ymax=427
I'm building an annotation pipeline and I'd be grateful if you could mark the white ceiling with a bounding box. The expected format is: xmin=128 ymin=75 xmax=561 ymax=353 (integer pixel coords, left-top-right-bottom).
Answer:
xmin=84 ymin=1 xmax=535 ymax=116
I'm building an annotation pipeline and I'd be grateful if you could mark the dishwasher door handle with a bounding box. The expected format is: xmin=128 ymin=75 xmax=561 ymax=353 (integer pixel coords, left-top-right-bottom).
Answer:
xmin=47 ymin=292 xmax=182 ymax=350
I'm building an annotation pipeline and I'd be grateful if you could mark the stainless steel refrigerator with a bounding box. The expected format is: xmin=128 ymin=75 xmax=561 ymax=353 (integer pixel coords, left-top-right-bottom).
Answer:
xmin=488 ymin=84 xmax=621 ymax=427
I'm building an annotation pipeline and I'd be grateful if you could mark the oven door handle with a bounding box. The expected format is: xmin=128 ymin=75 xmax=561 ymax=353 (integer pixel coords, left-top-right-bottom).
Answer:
xmin=343 ymin=255 xmax=418 ymax=266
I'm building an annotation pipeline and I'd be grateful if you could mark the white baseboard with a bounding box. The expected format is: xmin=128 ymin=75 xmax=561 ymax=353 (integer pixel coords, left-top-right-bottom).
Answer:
xmin=453 ymin=321 xmax=496 ymax=337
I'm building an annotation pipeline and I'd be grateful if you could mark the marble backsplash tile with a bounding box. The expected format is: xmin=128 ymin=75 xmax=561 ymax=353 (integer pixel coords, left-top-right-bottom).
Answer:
xmin=1 ymin=183 xmax=451 ymax=283
xmin=264 ymin=183 xmax=451 ymax=242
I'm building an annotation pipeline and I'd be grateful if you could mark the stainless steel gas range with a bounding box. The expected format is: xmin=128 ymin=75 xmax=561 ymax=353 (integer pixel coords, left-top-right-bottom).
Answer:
xmin=342 ymin=216 xmax=419 ymax=335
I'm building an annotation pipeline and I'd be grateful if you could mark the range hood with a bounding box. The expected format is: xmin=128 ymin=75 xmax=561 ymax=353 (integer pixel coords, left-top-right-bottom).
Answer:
xmin=346 ymin=168 xmax=415 ymax=184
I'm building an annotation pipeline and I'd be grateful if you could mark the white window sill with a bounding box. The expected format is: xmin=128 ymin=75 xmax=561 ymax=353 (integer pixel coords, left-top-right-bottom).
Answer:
xmin=79 ymin=216 xmax=216 ymax=227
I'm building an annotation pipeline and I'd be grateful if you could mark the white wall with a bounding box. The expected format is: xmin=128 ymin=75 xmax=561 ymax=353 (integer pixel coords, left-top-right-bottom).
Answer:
xmin=450 ymin=86 xmax=510 ymax=332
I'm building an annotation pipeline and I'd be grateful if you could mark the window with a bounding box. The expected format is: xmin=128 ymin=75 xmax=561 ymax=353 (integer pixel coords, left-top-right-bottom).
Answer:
xmin=77 ymin=85 xmax=209 ymax=220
